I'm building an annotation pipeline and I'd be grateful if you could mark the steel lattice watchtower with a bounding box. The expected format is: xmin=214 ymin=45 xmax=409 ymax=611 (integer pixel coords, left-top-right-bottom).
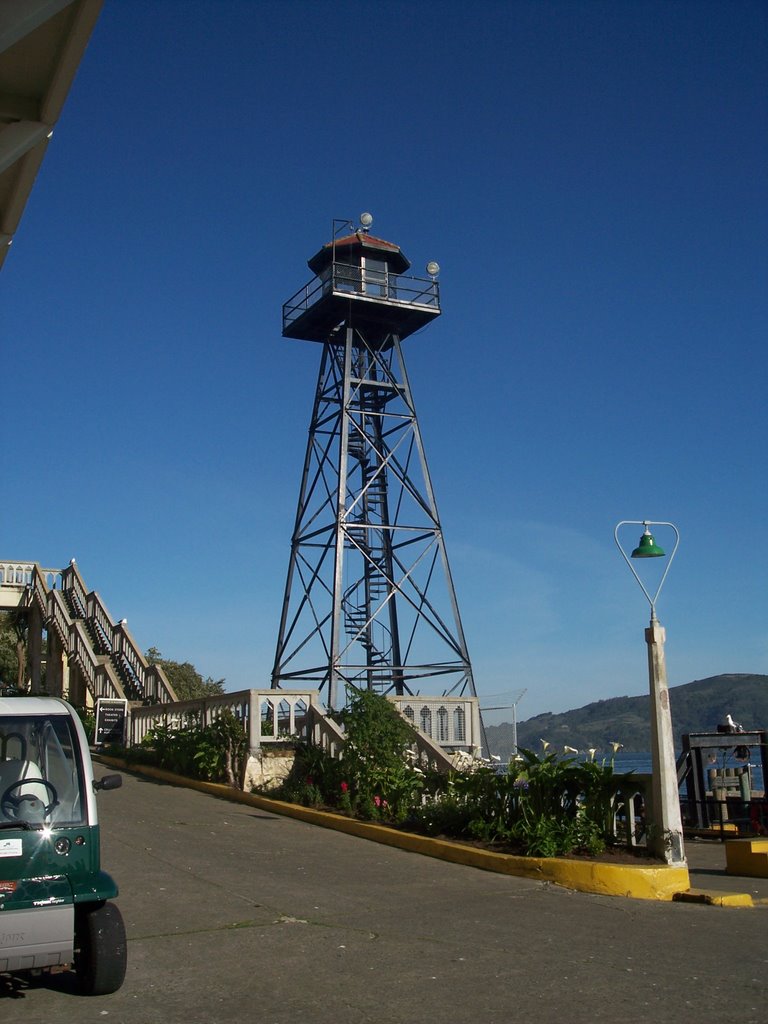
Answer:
xmin=272 ymin=216 xmax=478 ymax=709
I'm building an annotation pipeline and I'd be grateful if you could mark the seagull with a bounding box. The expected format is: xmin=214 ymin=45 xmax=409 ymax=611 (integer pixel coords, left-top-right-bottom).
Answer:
xmin=725 ymin=713 xmax=744 ymax=733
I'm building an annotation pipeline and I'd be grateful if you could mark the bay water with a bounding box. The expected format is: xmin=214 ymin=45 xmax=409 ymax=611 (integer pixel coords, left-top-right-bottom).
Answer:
xmin=611 ymin=750 xmax=764 ymax=794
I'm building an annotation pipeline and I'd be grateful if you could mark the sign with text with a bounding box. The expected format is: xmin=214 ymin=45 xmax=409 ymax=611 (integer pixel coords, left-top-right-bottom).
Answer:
xmin=94 ymin=698 xmax=128 ymax=746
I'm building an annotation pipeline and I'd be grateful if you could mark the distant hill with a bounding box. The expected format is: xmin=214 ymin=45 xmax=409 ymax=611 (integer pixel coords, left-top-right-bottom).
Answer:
xmin=485 ymin=674 xmax=767 ymax=759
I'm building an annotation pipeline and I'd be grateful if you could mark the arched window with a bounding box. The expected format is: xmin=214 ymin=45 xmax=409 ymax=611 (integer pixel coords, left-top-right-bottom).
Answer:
xmin=402 ymin=705 xmax=415 ymax=724
xmin=453 ymin=706 xmax=466 ymax=742
xmin=260 ymin=700 xmax=276 ymax=738
xmin=294 ymin=699 xmax=308 ymax=737
xmin=420 ymin=706 xmax=432 ymax=735
xmin=437 ymin=706 xmax=449 ymax=742
xmin=278 ymin=699 xmax=292 ymax=736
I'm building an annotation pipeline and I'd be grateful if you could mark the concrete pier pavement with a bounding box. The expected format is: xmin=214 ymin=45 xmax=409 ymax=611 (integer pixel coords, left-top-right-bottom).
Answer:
xmin=1 ymin=767 xmax=765 ymax=1024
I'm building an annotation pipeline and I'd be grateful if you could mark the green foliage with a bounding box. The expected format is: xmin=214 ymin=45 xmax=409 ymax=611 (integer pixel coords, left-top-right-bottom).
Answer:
xmin=0 ymin=614 xmax=18 ymax=686
xmin=145 ymin=647 xmax=226 ymax=701
xmin=275 ymin=742 xmax=339 ymax=808
xmin=0 ymin=611 xmax=27 ymax=690
xmin=73 ymin=706 xmax=96 ymax=743
xmin=408 ymin=748 xmax=618 ymax=857
xmin=266 ymin=687 xmax=424 ymax=824
xmin=123 ymin=710 xmax=247 ymax=786
xmin=333 ymin=686 xmax=424 ymax=822
xmin=267 ymin=692 xmax=624 ymax=856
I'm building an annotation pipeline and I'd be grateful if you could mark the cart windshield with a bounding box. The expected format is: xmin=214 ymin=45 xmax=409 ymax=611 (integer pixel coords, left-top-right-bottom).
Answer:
xmin=0 ymin=714 xmax=86 ymax=828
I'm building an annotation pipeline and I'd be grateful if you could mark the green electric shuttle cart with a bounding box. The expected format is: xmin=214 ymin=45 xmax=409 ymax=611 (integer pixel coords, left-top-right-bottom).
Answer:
xmin=0 ymin=697 xmax=126 ymax=995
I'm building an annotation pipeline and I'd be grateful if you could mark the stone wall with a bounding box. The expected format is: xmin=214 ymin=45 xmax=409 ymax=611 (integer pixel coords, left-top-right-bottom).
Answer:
xmin=244 ymin=746 xmax=298 ymax=792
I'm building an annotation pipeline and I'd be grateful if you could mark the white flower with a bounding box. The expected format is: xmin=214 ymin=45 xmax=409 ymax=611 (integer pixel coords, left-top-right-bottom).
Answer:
xmin=611 ymin=741 xmax=623 ymax=753
xmin=563 ymin=745 xmax=579 ymax=755
xmin=540 ymin=739 xmax=550 ymax=752
xmin=588 ymin=748 xmax=597 ymax=761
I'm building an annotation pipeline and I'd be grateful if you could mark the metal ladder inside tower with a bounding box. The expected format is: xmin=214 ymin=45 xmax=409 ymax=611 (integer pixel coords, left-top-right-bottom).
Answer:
xmin=343 ymin=434 xmax=394 ymax=691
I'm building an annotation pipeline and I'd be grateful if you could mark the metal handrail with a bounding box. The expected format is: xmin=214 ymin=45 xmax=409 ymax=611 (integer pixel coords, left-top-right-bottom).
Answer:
xmin=282 ymin=262 xmax=440 ymax=329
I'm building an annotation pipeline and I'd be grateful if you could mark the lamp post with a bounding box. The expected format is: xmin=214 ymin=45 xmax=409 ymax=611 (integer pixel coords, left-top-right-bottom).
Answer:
xmin=614 ymin=520 xmax=685 ymax=865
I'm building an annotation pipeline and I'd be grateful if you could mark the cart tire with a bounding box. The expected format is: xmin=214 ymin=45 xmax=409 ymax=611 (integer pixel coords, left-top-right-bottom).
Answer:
xmin=75 ymin=901 xmax=127 ymax=995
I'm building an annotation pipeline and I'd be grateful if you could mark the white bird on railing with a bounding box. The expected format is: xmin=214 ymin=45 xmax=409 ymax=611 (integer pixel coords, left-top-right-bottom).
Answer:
xmin=725 ymin=713 xmax=744 ymax=733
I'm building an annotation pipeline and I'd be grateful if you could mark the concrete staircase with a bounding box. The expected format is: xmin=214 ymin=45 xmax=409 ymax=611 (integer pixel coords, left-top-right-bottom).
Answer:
xmin=1 ymin=559 xmax=177 ymax=706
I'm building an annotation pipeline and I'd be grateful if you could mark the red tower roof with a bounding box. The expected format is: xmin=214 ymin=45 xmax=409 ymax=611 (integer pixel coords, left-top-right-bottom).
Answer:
xmin=307 ymin=231 xmax=411 ymax=275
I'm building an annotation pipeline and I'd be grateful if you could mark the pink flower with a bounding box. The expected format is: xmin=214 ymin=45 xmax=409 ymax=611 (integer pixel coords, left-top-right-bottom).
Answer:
xmin=373 ymin=795 xmax=382 ymax=807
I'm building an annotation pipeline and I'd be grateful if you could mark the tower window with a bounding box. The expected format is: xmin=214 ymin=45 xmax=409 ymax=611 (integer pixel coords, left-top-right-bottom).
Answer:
xmin=363 ymin=257 xmax=388 ymax=298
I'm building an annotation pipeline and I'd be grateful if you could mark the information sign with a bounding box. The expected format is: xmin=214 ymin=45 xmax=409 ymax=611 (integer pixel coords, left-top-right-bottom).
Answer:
xmin=94 ymin=698 xmax=128 ymax=746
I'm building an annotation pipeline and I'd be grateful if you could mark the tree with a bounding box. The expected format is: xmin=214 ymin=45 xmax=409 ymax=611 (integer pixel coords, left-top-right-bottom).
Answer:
xmin=0 ymin=611 xmax=28 ymax=691
xmin=9 ymin=611 xmax=28 ymax=690
xmin=0 ymin=613 xmax=19 ymax=689
xmin=145 ymin=647 xmax=225 ymax=701
xmin=333 ymin=686 xmax=421 ymax=820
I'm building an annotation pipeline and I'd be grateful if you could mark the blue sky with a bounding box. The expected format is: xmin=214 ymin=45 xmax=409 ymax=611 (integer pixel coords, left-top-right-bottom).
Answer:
xmin=2 ymin=0 xmax=766 ymax=723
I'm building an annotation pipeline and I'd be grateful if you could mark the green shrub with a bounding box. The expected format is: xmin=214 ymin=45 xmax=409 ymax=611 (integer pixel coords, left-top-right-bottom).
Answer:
xmin=263 ymin=688 xmax=424 ymax=823
xmin=121 ymin=711 xmax=247 ymax=786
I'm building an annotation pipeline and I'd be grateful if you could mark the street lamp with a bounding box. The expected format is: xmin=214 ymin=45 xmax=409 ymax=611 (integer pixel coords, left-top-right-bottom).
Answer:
xmin=614 ymin=520 xmax=685 ymax=865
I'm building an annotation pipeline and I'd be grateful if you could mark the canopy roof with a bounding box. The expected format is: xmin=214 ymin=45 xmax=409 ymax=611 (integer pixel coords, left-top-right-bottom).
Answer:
xmin=0 ymin=0 xmax=102 ymax=270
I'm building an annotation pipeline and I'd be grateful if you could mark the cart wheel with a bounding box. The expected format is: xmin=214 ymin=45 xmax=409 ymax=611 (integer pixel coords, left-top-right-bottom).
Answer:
xmin=74 ymin=901 xmax=127 ymax=995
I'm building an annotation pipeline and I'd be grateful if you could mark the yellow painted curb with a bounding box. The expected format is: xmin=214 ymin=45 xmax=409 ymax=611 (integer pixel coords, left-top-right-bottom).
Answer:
xmin=674 ymin=888 xmax=754 ymax=908
xmin=95 ymin=756 xmax=690 ymax=901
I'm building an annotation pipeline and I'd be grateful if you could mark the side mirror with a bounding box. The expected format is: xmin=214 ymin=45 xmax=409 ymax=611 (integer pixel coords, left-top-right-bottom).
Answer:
xmin=92 ymin=774 xmax=123 ymax=793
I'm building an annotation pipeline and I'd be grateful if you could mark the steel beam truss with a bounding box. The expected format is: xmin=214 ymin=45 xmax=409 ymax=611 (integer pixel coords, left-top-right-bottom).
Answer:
xmin=271 ymin=325 xmax=477 ymax=709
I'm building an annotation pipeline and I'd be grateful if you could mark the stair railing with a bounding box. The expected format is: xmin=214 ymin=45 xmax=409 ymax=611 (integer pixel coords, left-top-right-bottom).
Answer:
xmin=61 ymin=561 xmax=177 ymax=704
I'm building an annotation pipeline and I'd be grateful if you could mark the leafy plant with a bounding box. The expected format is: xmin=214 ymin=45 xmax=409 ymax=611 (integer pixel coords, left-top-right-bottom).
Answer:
xmin=144 ymin=647 xmax=226 ymax=701
xmin=408 ymin=747 xmax=617 ymax=857
xmin=264 ymin=688 xmax=424 ymax=823
xmin=333 ymin=686 xmax=424 ymax=822
xmin=123 ymin=711 xmax=248 ymax=786
xmin=73 ymin=705 xmax=96 ymax=744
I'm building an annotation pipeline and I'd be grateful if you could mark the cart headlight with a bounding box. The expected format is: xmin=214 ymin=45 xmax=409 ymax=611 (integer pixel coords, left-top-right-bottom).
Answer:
xmin=54 ymin=837 xmax=71 ymax=856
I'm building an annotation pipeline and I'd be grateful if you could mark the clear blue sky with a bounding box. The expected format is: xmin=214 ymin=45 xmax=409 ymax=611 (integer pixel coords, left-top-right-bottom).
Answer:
xmin=2 ymin=0 xmax=766 ymax=723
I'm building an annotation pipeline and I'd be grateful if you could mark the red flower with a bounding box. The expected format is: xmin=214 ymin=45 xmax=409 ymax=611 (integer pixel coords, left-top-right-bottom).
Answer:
xmin=340 ymin=781 xmax=349 ymax=793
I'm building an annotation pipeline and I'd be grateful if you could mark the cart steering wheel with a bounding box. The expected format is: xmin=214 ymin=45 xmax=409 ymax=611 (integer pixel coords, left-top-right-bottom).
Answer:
xmin=1 ymin=779 xmax=59 ymax=820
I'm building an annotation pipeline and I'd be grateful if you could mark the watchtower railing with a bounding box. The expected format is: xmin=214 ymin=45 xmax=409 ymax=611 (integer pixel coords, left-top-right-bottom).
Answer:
xmin=282 ymin=262 xmax=440 ymax=334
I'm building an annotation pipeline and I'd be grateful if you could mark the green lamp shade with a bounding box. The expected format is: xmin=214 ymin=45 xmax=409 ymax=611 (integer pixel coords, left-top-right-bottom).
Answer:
xmin=631 ymin=528 xmax=666 ymax=558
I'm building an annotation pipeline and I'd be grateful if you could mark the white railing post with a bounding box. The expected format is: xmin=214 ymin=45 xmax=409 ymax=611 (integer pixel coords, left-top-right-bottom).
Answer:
xmin=248 ymin=690 xmax=261 ymax=753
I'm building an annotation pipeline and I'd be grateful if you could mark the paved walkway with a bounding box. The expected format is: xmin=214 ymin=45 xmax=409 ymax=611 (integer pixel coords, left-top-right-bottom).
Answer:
xmin=685 ymin=835 xmax=768 ymax=902
xmin=1 ymin=767 xmax=765 ymax=1024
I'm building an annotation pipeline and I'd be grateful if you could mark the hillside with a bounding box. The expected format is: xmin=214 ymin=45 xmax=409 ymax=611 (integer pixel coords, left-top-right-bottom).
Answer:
xmin=485 ymin=674 xmax=767 ymax=759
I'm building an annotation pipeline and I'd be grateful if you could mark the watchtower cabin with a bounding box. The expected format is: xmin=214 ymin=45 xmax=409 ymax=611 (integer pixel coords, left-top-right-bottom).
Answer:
xmin=282 ymin=223 xmax=440 ymax=346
